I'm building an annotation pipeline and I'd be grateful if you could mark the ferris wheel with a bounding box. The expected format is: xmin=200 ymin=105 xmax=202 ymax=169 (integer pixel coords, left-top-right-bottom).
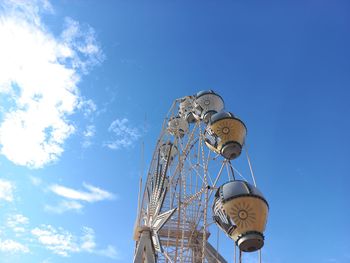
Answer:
xmin=133 ymin=91 xmax=269 ymax=263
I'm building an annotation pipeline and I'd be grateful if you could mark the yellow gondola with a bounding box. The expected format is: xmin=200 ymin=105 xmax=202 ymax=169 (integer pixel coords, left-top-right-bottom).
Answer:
xmin=213 ymin=180 xmax=269 ymax=252
xmin=205 ymin=111 xmax=247 ymax=160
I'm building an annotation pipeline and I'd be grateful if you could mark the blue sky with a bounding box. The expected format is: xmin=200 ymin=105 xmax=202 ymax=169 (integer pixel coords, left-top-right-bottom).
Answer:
xmin=0 ymin=0 xmax=349 ymax=262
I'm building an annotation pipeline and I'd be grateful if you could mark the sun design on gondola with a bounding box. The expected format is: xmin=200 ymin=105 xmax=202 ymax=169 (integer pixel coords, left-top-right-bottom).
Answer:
xmin=215 ymin=120 xmax=234 ymax=141
xmin=229 ymin=201 xmax=256 ymax=229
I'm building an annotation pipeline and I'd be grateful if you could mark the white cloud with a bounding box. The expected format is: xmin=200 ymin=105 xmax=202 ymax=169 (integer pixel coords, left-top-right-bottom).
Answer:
xmin=31 ymin=225 xmax=80 ymax=257
xmin=105 ymin=118 xmax=141 ymax=150
xmin=45 ymin=200 xmax=83 ymax=214
xmin=0 ymin=179 xmax=14 ymax=202
xmin=82 ymin=124 xmax=96 ymax=148
xmin=0 ymin=239 xmax=29 ymax=253
xmin=0 ymin=212 xmax=118 ymax=259
xmin=60 ymin=17 xmax=104 ymax=73
xmin=80 ymin=227 xmax=96 ymax=252
xmin=29 ymin=175 xmax=42 ymax=186
xmin=79 ymin=99 xmax=97 ymax=119
xmin=1 ymin=0 xmax=54 ymax=25
xmin=6 ymin=214 xmax=29 ymax=233
xmin=83 ymin=125 xmax=96 ymax=138
xmin=46 ymin=183 xmax=115 ymax=214
xmin=96 ymin=245 xmax=119 ymax=259
xmin=80 ymin=227 xmax=119 ymax=259
xmin=31 ymin=225 xmax=118 ymax=258
xmin=0 ymin=0 xmax=103 ymax=168
xmin=49 ymin=183 xmax=115 ymax=203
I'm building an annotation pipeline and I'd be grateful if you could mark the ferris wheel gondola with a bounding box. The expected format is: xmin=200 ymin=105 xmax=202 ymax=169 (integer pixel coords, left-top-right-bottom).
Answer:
xmin=133 ymin=90 xmax=269 ymax=263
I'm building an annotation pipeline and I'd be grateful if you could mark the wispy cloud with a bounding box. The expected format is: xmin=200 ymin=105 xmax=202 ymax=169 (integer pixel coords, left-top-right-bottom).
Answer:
xmin=80 ymin=227 xmax=119 ymax=259
xmin=31 ymin=225 xmax=80 ymax=257
xmin=0 ymin=239 xmax=29 ymax=254
xmin=105 ymin=118 xmax=141 ymax=150
xmin=0 ymin=179 xmax=14 ymax=202
xmin=80 ymin=227 xmax=96 ymax=252
xmin=0 ymin=212 xmax=118 ymax=259
xmin=31 ymin=225 xmax=119 ymax=259
xmin=6 ymin=214 xmax=29 ymax=233
xmin=79 ymin=99 xmax=97 ymax=119
xmin=29 ymin=175 xmax=42 ymax=186
xmin=82 ymin=124 xmax=96 ymax=148
xmin=46 ymin=183 xmax=115 ymax=214
xmin=0 ymin=0 xmax=103 ymax=168
xmin=327 ymin=259 xmax=337 ymax=263
xmin=96 ymin=245 xmax=119 ymax=259
xmin=83 ymin=125 xmax=96 ymax=138
xmin=45 ymin=200 xmax=83 ymax=214
xmin=49 ymin=183 xmax=115 ymax=203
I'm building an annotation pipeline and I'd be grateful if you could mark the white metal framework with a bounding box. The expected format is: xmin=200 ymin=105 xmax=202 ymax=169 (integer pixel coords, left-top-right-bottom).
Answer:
xmin=133 ymin=92 xmax=267 ymax=263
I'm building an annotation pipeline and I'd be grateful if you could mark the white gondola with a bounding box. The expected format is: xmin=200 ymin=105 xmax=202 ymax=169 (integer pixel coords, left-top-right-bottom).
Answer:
xmin=167 ymin=116 xmax=189 ymax=138
xmin=179 ymin=96 xmax=196 ymax=123
xmin=192 ymin=90 xmax=225 ymax=122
